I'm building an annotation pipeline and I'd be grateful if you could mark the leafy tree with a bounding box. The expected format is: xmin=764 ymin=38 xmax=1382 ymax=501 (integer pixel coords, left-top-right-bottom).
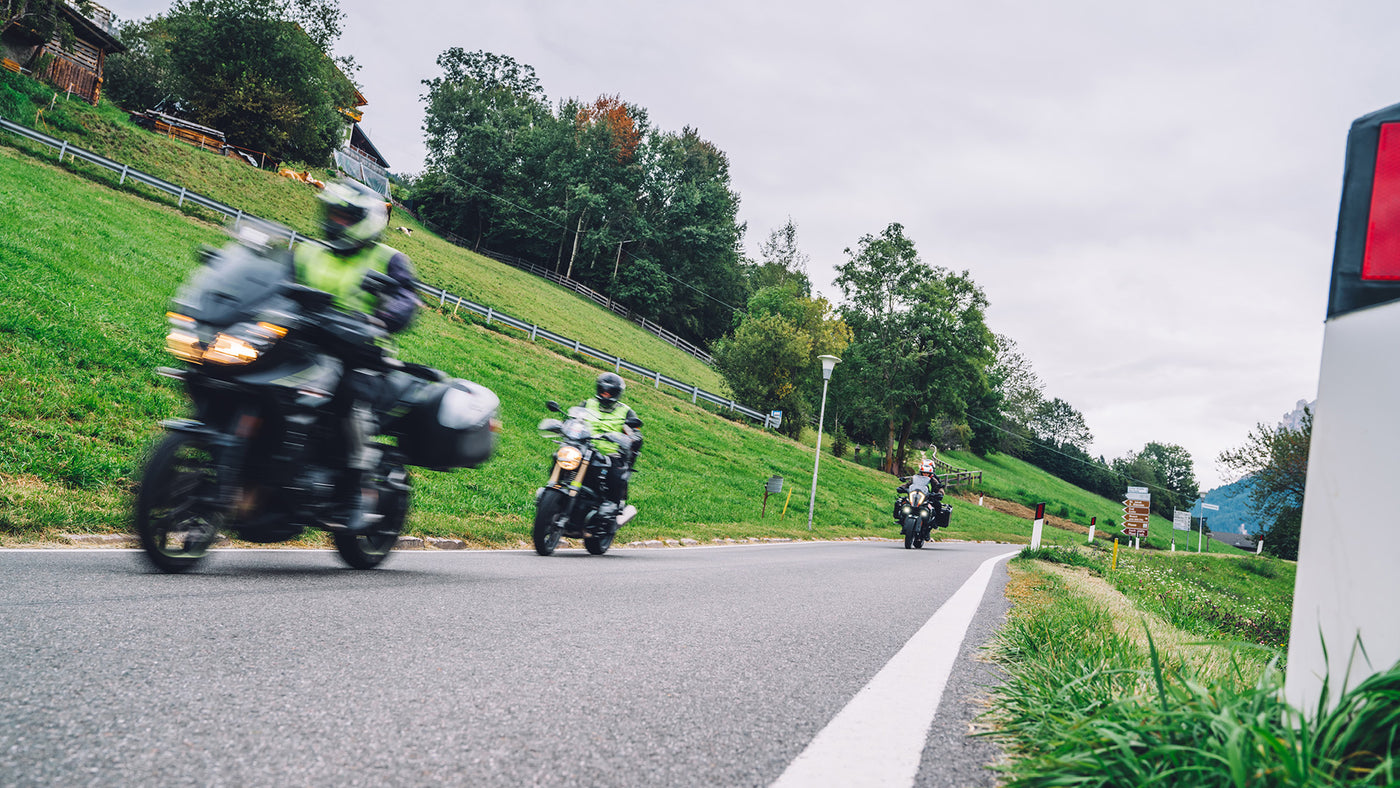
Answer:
xmin=747 ymin=218 xmax=812 ymax=297
xmin=1218 ymin=407 xmax=1312 ymax=560
xmin=105 ymin=16 xmax=177 ymax=111
xmin=1138 ymin=441 xmax=1199 ymax=506
xmin=105 ymin=0 xmax=358 ymax=165
xmin=713 ymin=283 xmax=850 ymax=439
xmin=833 ymin=223 xmax=994 ymax=473
xmin=1030 ymin=397 xmax=1093 ymax=452
xmin=419 ymin=48 xmax=550 ymax=249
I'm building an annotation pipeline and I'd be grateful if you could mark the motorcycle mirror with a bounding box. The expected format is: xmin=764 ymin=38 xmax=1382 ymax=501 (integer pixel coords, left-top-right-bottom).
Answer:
xmin=625 ymin=415 xmax=643 ymax=429
xmin=545 ymin=400 xmax=562 ymax=413
xmin=195 ymin=244 xmax=219 ymax=266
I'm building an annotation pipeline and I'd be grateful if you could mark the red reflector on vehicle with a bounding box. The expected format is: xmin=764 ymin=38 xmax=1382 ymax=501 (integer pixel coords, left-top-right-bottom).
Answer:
xmin=1362 ymin=124 xmax=1400 ymax=280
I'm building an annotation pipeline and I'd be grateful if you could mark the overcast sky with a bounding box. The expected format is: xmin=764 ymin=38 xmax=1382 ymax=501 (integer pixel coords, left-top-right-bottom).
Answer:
xmin=114 ymin=0 xmax=1400 ymax=491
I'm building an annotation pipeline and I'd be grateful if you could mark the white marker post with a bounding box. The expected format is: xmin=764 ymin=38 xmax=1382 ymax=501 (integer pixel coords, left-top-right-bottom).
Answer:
xmin=1286 ymin=103 xmax=1400 ymax=713
xmin=1030 ymin=502 xmax=1045 ymax=549
xmin=1087 ymin=516 xmax=1096 ymax=544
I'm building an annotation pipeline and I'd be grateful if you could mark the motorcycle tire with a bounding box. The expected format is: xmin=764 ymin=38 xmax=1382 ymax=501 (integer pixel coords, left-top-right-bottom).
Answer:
xmin=332 ymin=464 xmax=410 ymax=570
xmin=584 ymin=531 xmax=614 ymax=555
xmin=532 ymin=489 xmax=567 ymax=556
xmin=903 ymin=533 xmax=913 ymax=549
xmin=914 ymin=537 xmax=924 ymax=549
xmin=134 ymin=432 xmax=221 ymax=574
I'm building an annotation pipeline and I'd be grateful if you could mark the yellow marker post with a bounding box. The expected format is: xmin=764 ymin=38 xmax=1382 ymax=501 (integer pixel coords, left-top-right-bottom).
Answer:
xmin=781 ymin=489 xmax=794 ymax=518
xmin=1111 ymin=539 xmax=1120 ymax=571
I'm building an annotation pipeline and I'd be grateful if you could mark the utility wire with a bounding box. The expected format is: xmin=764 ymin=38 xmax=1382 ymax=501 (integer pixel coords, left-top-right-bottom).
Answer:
xmin=964 ymin=413 xmax=1199 ymax=504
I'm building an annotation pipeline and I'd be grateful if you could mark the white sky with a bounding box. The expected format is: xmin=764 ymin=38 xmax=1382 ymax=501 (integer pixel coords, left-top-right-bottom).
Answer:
xmin=111 ymin=0 xmax=1400 ymax=490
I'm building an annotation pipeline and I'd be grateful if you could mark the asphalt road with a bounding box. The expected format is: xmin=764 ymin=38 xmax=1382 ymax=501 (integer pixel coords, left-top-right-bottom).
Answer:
xmin=1 ymin=541 xmax=1015 ymax=787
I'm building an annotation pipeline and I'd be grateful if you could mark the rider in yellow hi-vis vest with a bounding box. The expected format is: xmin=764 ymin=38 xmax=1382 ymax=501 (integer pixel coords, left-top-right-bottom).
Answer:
xmin=298 ymin=179 xmax=422 ymax=533
xmin=579 ymin=372 xmax=642 ymax=529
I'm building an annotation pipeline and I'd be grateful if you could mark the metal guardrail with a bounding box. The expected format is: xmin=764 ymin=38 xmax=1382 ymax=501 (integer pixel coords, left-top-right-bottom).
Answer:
xmin=415 ymin=282 xmax=773 ymax=426
xmin=0 ymin=114 xmax=774 ymax=428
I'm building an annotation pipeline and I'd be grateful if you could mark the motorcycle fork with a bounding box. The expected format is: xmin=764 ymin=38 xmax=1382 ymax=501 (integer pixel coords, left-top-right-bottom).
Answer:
xmin=211 ymin=411 xmax=260 ymax=510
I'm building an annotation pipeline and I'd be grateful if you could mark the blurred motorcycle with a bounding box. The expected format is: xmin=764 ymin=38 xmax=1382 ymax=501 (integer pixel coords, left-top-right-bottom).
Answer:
xmin=135 ymin=233 xmax=499 ymax=572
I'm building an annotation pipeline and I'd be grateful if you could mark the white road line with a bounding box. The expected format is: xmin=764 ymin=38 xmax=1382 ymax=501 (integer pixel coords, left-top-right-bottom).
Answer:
xmin=772 ymin=550 xmax=1017 ymax=788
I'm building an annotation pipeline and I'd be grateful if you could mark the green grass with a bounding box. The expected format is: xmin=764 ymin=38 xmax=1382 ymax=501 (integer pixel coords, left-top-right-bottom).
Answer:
xmin=989 ymin=560 xmax=1399 ymax=787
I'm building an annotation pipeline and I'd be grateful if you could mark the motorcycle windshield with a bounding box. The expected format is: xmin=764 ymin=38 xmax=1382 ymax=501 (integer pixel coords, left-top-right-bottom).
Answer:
xmin=907 ymin=476 xmax=932 ymax=494
xmin=172 ymin=244 xmax=293 ymax=328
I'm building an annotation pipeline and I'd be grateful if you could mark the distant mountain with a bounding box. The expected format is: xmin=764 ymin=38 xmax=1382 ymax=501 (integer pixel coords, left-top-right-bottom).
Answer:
xmin=1198 ymin=398 xmax=1313 ymax=537
xmin=1280 ymin=399 xmax=1314 ymax=431
xmin=1199 ymin=476 xmax=1263 ymax=537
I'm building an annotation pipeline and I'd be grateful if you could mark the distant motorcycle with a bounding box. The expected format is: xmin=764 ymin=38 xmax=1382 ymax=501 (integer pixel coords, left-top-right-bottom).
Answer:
xmin=135 ymin=235 xmax=500 ymax=573
xmin=532 ymin=400 xmax=641 ymax=556
xmin=894 ymin=475 xmax=952 ymax=549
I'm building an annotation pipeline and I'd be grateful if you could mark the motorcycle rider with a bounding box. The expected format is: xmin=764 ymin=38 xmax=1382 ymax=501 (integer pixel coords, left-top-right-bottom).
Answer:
xmin=293 ymin=179 xmax=422 ymax=531
xmin=894 ymin=457 xmax=944 ymax=523
xmin=577 ymin=372 xmax=642 ymax=532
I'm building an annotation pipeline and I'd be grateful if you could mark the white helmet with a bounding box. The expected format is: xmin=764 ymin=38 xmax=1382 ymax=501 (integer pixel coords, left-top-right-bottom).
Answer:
xmin=918 ymin=458 xmax=937 ymax=476
xmin=318 ymin=179 xmax=387 ymax=253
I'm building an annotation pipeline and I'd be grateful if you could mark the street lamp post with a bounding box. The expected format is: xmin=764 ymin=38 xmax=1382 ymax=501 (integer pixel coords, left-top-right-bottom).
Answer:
xmin=807 ymin=355 xmax=841 ymax=531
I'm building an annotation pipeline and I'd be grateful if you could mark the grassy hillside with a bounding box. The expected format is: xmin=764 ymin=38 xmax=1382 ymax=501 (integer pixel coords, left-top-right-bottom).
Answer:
xmin=1 ymin=142 xmax=1093 ymax=548
xmin=0 ymin=70 xmax=724 ymax=394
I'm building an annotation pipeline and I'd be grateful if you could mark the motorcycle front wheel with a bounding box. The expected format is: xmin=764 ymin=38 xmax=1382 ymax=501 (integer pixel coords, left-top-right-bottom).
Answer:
xmin=584 ymin=531 xmax=614 ymax=555
xmin=134 ymin=432 xmax=221 ymax=573
xmin=532 ymin=489 xmax=567 ymax=555
xmin=333 ymin=464 xmax=410 ymax=569
xmin=903 ymin=533 xmax=913 ymax=549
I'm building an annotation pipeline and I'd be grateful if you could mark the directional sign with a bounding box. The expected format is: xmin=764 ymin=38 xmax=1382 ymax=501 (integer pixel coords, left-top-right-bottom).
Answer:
xmin=1172 ymin=510 xmax=1191 ymax=531
xmin=1202 ymin=503 xmax=1219 ymax=511
xmin=1122 ymin=488 xmax=1151 ymax=538
xmin=1122 ymin=526 xmax=1149 ymax=538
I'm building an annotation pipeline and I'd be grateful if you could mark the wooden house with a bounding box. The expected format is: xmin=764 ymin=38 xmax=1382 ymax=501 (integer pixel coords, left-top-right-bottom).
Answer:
xmin=1 ymin=0 xmax=124 ymax=105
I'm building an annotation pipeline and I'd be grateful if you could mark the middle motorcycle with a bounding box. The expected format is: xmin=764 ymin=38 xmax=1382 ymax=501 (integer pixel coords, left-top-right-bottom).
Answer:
xmin=532 ymin=400 xmax=641 ymax=556
xmin=895 ymin=474 xmax=953 ymax=549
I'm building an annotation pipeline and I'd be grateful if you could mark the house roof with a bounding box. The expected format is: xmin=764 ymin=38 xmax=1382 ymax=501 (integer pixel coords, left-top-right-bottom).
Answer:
xmin=58 ymin=2 xmax=125 ymax=54
xmin=349 ymin=123 xmax=388 ymax=169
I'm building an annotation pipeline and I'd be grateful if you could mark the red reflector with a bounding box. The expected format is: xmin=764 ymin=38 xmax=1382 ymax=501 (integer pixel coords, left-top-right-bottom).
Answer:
xmin=1363 ymin=124 xmax=1400 ymax=280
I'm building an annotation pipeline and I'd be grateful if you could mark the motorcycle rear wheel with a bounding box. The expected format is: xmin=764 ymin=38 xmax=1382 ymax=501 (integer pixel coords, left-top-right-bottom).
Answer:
xmin=332 ymin=464 xmax=410 ymax=569
xmin=135 ymin=432 xmax=221 ymax=574
xmin=584 ymin=531 xmax=614 ymax=555
xmin=533 ymin=489 xmax=567 ymax=556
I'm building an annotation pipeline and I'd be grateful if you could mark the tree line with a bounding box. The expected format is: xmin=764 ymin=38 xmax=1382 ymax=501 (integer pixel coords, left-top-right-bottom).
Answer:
xmin=405 ymin=49 xmax=748 ymax=347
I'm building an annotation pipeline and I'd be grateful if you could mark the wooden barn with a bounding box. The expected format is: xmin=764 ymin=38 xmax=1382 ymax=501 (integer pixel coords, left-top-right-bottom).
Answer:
xmin=1 ymin=0 xmax=124 ymax=105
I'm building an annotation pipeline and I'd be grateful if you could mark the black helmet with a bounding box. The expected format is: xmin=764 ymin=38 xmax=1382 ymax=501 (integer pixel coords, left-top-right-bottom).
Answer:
xmin=596 ymin=372 xmax=625 ymax=410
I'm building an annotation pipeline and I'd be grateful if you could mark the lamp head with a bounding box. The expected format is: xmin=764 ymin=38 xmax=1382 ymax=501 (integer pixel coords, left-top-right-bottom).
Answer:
xmin=818 ymin=354 xmax=841 ymax=381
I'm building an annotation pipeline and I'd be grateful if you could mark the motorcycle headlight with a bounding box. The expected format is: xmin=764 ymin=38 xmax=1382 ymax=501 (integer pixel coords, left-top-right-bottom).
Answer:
xmin=556 ymin=445 xmax=583 ymax=470
xmin=164 ymin=313 xmax=203 ymax=364
xmin=901 ymin=504 xmax=913 ymax=515
xmin=201 ymin=322 xmax=286 ymax=366
xmin=919 ymin=507 xmax=931 ymax=517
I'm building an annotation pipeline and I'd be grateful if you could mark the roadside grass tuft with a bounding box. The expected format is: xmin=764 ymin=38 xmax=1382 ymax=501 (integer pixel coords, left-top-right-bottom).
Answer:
xmin=989 ymin=561 xmax=1400 ymax=787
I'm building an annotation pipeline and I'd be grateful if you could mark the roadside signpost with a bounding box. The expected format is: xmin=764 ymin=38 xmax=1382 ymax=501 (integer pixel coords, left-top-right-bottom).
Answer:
xmin=1199 ymin=502 xmax=1218 ymax=553
xmin=1122 ymin=486 xmax=1150 ymax=544
xmin=1172 ymin=509 xmax=1191 ymax=551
